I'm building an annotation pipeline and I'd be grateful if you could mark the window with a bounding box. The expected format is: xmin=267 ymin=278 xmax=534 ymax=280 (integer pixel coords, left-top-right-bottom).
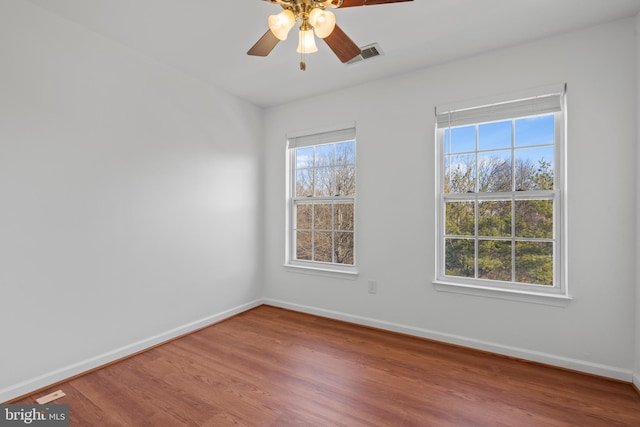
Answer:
xmin=286 ymin=125 xmax=356 ymax=275
xmin=435 ymin=87 xmax=567 ymax=299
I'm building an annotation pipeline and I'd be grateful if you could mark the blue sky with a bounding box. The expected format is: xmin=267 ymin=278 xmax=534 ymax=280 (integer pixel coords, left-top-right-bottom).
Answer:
xmin=445 ymin=114 xmax=554 ymax=168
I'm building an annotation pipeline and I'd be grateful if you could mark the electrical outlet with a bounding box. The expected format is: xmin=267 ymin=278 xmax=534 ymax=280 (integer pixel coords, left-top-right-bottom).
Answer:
xmin=368 ymin=280 xmax=377 ymax=294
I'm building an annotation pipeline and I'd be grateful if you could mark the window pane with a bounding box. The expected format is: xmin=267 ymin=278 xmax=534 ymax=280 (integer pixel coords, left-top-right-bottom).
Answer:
xmin=444 ymin=154 xmax=475 ymax=193
xmin=335 ymin=164 xmax=355 ymax=196
xmin=444 ymin=128 xmax=451 ymax=154
xmin=296 ymin=147 xmax=314 ymax=169
xmin=445 ymin=201 xmax=475 ymax=236
xmin=479 ymin=121 xmax=511 ymax=150
xmin=314 ymin=204 xmax=332 ymax=230
xmin=296 ymin=231 xmax=312 ymax=260
xmin=315 ymin=144 xmax=334 ymax=166
xmin=515 ymin=200 xmax=553 ymax=239
xmin=336 ymin=141 xmax=355 ymax=165
xmin=515 ymin=241 xmax=553 ymax=286
xmin=334 ymin=203 xmax=354 ymax=231
xmin=445 ymin=238 xmax=475 ymax=278
xmin=296 ymin=168 xmax=313 ymax=197
xmin=515 ymin=115 xmax=554 ymax=147
xmin=450 ymin=125 xmax=476 ymax=153
xmin=478 ymin=151 xmax=512 ymax=192
xmin=478 ymin=240 xmax=511 ymax=281
xmin=314 ymin=231 xmax=332 ymax=262
xmin=334 ymin=232 xmax=354 ymax=265
xmin=478 ymin=200 xmax=511 ymax=237
xmin=296 ymin=203 xmax=312 ymax=230
xmin=314 ymin=166 xmax=334 ymax=196
xmin=514 ymin=147 xmax=554 ymax=191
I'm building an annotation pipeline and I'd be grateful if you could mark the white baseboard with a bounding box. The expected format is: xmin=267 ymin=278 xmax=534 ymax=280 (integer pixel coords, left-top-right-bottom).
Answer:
xmin=264 ymin=298 xmax=634 ymax=382
xmin=0 ymin=299 xmax=263 ymax=403
xmin=634 ymin=373 xmax=640 ymax=391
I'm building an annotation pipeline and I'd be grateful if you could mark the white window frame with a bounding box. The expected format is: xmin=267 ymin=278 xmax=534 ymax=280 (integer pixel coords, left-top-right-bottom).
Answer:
xmin=285 ymin=123 xmax=358 ymax=278
xmin=433 ymin=85 xmax=570 ymax=304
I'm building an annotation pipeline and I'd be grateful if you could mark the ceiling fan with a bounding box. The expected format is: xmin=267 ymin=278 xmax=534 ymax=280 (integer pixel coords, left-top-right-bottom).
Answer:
xmin=248 ymin=0 xmax=414 ymax=70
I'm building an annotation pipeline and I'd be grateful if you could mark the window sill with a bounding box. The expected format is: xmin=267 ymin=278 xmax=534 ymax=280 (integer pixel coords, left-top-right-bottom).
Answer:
xmin=433 ymin=280 xmax=572 ymax=307
xmin=284 ymin=263 xmax=359 ymax=280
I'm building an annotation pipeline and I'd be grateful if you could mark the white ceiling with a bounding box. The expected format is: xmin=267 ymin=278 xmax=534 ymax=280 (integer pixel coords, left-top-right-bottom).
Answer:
xmin=24 ymin=0 xmax=640 ymax=108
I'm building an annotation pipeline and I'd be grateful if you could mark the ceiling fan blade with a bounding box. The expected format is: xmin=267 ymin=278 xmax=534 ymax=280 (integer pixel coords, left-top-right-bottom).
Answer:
xmin=339 ymin=0 xmax=413 ymax=7
xmin=323 ymin=24 xmax=361 ymax=63
xmin=247 ymin=30 xmax=280 ymax=57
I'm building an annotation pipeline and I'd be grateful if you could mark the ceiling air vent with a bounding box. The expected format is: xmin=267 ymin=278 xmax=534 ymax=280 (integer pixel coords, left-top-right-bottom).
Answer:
xmin=346 ymin=43 xmax=383 ymax=65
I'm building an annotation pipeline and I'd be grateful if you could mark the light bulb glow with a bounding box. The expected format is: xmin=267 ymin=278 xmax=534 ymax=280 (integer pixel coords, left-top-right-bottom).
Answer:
xmin=268 ymin=10 xmax=296 ymax=41
xmin=296 ymin=29 xmax=318 ymax=54
xmin=309 ymin=8 xmax=336 ymax=39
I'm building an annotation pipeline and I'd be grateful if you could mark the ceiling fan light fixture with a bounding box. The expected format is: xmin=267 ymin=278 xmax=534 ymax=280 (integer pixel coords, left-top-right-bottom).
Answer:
xmin=268 ymin=9 xmax=296 ymax=41
xmin=296 ymin=28 xmax=318 ymax=54
xmin=248 ymin=0 xmax=414 ymax=70
xmin=309 ymin=8 xmax=336 ymax=39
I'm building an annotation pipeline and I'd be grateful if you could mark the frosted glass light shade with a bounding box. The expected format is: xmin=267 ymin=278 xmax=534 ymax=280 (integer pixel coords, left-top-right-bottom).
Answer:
xmin=268 ymin=10 xmax=296 ymax=41
xmin=296 ymin=29 xmax=318 ymax=53
xmin=308 ymin=8 xmax=336 ymax=39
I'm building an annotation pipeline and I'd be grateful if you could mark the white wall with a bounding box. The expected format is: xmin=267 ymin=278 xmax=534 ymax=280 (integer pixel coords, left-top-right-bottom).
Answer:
xmin=635 ymin=12 xmax=640 ymax=390
xmin=264 ymin=18 xmax=638 ymax=381
xmin=0 ymin=0 xmax=263 ymax=401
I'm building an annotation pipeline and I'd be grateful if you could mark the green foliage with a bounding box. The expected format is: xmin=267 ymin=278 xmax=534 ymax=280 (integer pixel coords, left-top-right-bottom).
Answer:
xmin=515 ymin=242 xmax=553 ymax=286
xmin=445 ymin=239 xmax=474 ymax=278
xmin=534 ymin=159 xmax=554 ymax=190
xmin=446 ymin=202 xmax=474 ymax=236
xmin=478 ymin=201 xmax=511 ymax=237
xmin=478 ymin=240 xmax=511 ymax=281
xmin=515 ymin=200 xmax=553 ymax=239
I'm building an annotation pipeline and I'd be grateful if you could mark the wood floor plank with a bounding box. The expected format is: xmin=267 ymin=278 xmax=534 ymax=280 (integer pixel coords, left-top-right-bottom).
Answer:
xmin=15 ymin=305 xmax=640 ymax=426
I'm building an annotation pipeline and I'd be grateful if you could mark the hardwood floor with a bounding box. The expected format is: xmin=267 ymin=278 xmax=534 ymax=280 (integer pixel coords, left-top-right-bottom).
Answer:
xmin=15 ymin=305 xmax=640 ymax=426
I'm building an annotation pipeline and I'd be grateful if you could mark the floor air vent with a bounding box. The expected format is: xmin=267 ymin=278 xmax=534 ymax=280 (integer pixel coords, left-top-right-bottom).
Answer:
xmin=347 ymin=43 xmax=383 ymax=65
